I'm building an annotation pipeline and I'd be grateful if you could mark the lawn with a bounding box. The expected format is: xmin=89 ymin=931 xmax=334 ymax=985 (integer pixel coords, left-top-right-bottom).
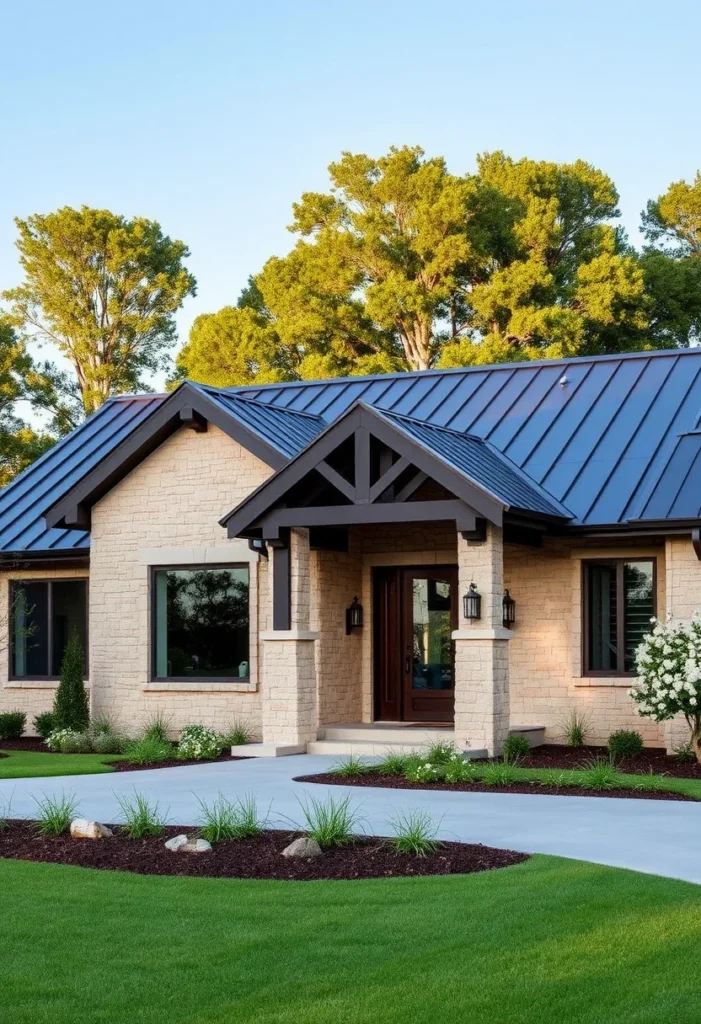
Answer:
xmin=2 ymin=856 xmax=701 ymax=1024
xmin=0 ymin=750 xmax=121 ymax=779
xmin=469 ymin=763 xmax=701 ymax=799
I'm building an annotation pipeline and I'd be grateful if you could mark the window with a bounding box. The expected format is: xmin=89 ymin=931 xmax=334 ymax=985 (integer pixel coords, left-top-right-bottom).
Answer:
xmin=152 ymin=566 xmax=250 ymax=681
xmin=583 ymin=559 xmax=655 ymax=676
xmin=10 ymin=579 xmax=87 ymax=679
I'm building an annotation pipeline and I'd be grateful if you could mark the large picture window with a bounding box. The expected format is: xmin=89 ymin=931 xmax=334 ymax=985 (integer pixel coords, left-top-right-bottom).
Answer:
xmin=10 ymin=579 xmax=87 ymax=679
xmin=152 ymin=566 xmax=250 ymax=681
xmin=583 ymin=559 xmax=655 ymax=676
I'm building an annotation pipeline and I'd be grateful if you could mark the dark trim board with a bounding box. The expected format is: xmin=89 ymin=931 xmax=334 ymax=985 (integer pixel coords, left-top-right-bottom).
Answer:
xmin=259 ymin=500 xmax=478 ymax=539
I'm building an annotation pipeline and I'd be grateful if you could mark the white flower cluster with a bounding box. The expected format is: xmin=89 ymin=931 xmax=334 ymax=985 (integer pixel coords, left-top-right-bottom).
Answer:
xmin=629 ymin=614 xmax=701 ymax=725
xmin=177 ymin=724 xmax=223 ymax=760
xmin=46 ymin=728 xmax=80 ymax=752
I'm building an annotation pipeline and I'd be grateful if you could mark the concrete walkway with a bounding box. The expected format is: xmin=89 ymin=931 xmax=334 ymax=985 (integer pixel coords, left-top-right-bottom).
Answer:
xmin=2 ymin=754 xmax=701 ymax=884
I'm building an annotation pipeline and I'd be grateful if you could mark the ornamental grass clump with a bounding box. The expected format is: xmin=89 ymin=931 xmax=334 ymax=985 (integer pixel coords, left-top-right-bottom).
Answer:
xmin=296 ymin=794 xmax=362 ymax=848
xmin=177 ymin=724 xmax=223 ymax=760
xmin=220 ymin=718 xmax=252 ymax=747
xmin=196 ymin=793 xmax=267 ymax=843
xmin=33 ymin=792 xmax=79 ymax=835
xmin=631 ymin=615 xmax=701 ymax=762
xmin=424 ymin=741 xmax=458 ymax=765
xmin=330 ymin=754 xmax=371 ymax=778
xmin=443 ymin=754 xmax=478 ymax=784
xmin=482 ymin=762 xmax=521 ymax=787
xmin=580 ymin=757 xmax=620 ymax=791
xmin=122 ymin=735 xmax=172 ymax=765
xmin=117 ymin=792 xmax=169 ymax=838
xmin=562 ymin=710 xmax=590 ymax=748
xmin=377 ymin=751 xmax=418 ymax=776
xmin=390 ymin=809 xmax=440 ymax=856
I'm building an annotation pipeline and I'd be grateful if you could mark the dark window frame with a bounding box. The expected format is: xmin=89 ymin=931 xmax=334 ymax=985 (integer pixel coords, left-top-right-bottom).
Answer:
xmin=8 ymin=577 xmax=89 ymax=681
xmin=149 ymin=563 xmax=251 ymax=684
xmin=581 ymin=557 xmax=657 ymax=677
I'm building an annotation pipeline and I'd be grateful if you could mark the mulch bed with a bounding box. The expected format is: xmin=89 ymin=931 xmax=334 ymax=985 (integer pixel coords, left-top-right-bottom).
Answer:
xmin=0 ymin=821 xmax=528 ymax=880
xmin=0 ymin=737 xmax=247 ymax=772
xmin=516 ymin=744 xmax=701 ymax=779
xmin=294 ymin=772 xmax=696 ymax=802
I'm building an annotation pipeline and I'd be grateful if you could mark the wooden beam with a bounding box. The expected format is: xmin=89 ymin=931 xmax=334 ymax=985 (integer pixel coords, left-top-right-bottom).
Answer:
xmin=179 ymin=406 xmax=207 ymax=432
xmin=355 ymin=428 xmax=371 ymax=503
xmin=258 ymin=499 xmax=476 ymax=531
xmin=317 ymin=461 xmax=355 ymax=501
xmin=693 ymin=527 xmax=701 ymax=561
xmin=368 ymin=457 xmax=410 ymax=503
xmin=395 ymin=471 xmax=428 ymax=502
xmin=272 ymin=533 xmax=291 ymax=630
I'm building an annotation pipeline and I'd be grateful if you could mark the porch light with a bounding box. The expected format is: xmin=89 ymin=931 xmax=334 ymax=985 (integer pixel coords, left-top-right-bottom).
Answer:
xmin=502 ymin=590 xmax=516 ymax=628
xmin=346 ymin=597 xmax=363 ymax=635
xmin=463 ymin=583 xmax=481 ymax=621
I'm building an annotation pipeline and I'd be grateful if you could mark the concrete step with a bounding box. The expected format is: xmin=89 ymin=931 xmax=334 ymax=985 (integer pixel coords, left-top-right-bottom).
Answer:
xmin=319 ymin=724 xmax=453 ymax=745
xmin=509 ymin=725 xmax=546 ymax=748
xmin=307 ymin=738 xmax=436 ymax=756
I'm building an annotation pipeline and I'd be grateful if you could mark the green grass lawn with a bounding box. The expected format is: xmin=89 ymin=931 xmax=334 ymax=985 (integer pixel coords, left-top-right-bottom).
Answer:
xmin=0 ymin=750 xmax=122 ymax=779
xmin=1 ymin=855 xmax=701 ymax=1023
xmin=468 ymin=763 xmax=701 ymax=800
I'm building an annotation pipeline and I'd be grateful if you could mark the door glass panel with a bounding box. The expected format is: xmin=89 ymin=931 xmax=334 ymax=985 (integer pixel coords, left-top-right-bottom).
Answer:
xmin=411 ymin=577 xmax=452 ymax=690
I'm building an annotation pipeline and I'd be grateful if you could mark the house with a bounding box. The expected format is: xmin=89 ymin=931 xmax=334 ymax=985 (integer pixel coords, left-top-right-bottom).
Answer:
xmin=2 ymin=348 xmax=701 ymax=757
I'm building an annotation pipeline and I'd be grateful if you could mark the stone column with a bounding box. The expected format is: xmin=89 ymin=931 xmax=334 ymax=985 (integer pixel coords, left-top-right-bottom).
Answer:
xmin=259 ymin=528 xmax=319 ymax=754
xmin=453 ymin=524 xmax=511 ymax=756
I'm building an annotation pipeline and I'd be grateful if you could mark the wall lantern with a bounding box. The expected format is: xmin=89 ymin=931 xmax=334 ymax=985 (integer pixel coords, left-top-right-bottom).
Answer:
xmin=463 ymin=582 xmax=482 ymax=621
xmin=502 ymin=589 xmax=516 ymax=628
xmin=346 ymin=596 xmax=364 ymax=635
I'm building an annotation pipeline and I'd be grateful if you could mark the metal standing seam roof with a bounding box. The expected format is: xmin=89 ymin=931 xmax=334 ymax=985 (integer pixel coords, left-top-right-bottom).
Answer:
xmin=3 ymin=347 xmax=701 ymax=555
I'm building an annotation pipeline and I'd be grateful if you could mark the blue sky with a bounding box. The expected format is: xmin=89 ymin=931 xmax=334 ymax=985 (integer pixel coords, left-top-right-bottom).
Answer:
xmin=2 ymin=0 xmax=701 ymax=389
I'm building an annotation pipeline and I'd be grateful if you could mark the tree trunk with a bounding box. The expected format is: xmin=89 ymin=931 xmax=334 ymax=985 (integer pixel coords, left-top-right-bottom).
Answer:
xmin=690 ymin=716 xmax=701 ymax=763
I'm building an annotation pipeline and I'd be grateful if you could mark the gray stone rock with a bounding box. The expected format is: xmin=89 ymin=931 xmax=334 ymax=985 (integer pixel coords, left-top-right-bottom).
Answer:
xmin=164 ymin=834 xmax=212 ymax=853
xmin=282 ymin=837 xmax=323 ymax=859
xmin=70 ymin=818 xmax=113 ymax=839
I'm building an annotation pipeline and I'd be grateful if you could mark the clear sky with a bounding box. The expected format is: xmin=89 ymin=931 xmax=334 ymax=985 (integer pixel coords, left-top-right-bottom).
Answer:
xmin=2 ymin=0 xmax=701 ymax=390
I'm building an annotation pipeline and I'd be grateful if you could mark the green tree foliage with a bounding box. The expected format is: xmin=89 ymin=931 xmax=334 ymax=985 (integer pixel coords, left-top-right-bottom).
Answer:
xmin=0 ymin=318 xmax=54 ymax=486
xmin=178 ymin=146 xmax=690 ymax=384
xmin=52 ymin=631 xmax=89 ymax=732
xmin=4 ymin=206 xmax=196 ymax=416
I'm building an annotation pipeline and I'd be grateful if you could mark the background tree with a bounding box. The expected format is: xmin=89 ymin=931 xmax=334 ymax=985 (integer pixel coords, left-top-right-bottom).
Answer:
xmin=0 ymin=317 xmax=54 ymax=485
xmin=4 ymin=206 xmax=196 ymax=416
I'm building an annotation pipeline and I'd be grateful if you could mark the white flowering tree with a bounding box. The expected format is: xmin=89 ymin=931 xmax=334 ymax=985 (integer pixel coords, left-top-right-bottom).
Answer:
xmin=630 ymin=615 xmax=701 ymax=760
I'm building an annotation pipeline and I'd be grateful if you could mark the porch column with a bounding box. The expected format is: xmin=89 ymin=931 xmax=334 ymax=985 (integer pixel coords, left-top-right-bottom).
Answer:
xmin=260 ymin=528 xmax=319 ymax=753
xmin=453 ymin=524 xmax=511 ymax=756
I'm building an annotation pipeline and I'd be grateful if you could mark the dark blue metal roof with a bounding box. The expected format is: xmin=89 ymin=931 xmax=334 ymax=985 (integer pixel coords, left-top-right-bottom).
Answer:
xmin=377 ymin=410 xmax=571 ymax=519
xmin=4 ymin=348 xmax=701 ymax=554
xmin=0 ymin=395 xmax=163 ymax=555
xmin=236 ymin=349 xmax=701 ymax=526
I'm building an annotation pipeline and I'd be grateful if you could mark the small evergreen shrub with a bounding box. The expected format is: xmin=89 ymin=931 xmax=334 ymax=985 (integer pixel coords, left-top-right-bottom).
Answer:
xmin=177 ymin=724 xmax=222 ymax=760
xmin=33 ymin=712 xmax=55 ymax=740
xmin=502 ymin=734 xmax=531 ymax=763
xmin=607 ymin=730 xmax=644 ymax=759
xmin=390 ymin=809 xmax=440 ymax=856
xmin=673 ymin=742 xmax=696 ymax=763
xmin=0 ymin=711 xmax=26 ymax=739
xmin=52 ymin=632 xmax=89 ymax=732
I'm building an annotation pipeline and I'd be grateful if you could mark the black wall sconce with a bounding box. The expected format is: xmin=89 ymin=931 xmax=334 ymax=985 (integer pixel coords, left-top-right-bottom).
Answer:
xmin=502 ymin=589 xmax=516 ymax=628
xmin=463 ymin=582 xmax=481 ymax=620
xmin=346 ymin=596 xmax=363 ymax=635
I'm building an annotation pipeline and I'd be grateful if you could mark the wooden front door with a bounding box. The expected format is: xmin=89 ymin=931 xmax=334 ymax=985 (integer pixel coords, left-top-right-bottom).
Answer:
xmin=373 ymin=566 xmax=457 ymax=723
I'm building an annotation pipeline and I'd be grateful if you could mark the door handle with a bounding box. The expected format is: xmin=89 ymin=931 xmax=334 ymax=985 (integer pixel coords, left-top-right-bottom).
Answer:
xmin=404 ymin=655 xmax=411 ymax=675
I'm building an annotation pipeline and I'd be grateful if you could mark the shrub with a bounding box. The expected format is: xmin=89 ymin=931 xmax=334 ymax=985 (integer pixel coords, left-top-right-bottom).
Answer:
xmin=330 ymin=755 xmax=370 ymax=778
xmin=123 ymin=735 xmax=172 ymax=765
xmin=0 ymin=711 xmax=26 ymax=739
xmin=405 ymin=760 xmax=441 ymax=783
xmin=580 ymin=757 xmax=620 ymax=791
xmin=377 ymin=751 xmax=418 ymax=776
xmin=142 ymin=711 xmax=171 ymax=743
xmin=33 ymin=791 xmax=79 ymax=835
xmin=117 ymin=792 xmax=168 ymax=838
xmin=630 ymin=615 xmax=701 ymax=760
xmin=91 ymin=730 xmax=124 ymax=755
xmin=481 ymin=762 xmax=521 ymax=787
xmin=562 ymin=710 xmax=589 ymax=748
xmin=673 ymin=742 xmax=696 ymax=763
xmin=177 ymin=724 xmax=223 ymax=760
xmin=52 ymin=632 xmax=89 ymax=732
xmin=220 ymin=719 xmax=252 ymax=747
xmin=502 ymin=734 xmax=531 ymax=763
xmin=91 ymin=713 xmax=116 ymax=736
xmin=424 ymin=741 xmax=458 ymax=764
xmin=33 ymin=711 xmax=55 ymax=740
xmin=390 ymin=809 xmax=440 ymax=856
xmin=443 ymin=756 xmax=478 ymax=784
xmin=45 ymin=728 xmax=92 ymax=753
xmin=296 ymin=794 xmax=362 ymax=848
xmin=197 ymin=793 xmax=266 ymax=843
xmin=607 ymin=729 xmax=644 ymax=759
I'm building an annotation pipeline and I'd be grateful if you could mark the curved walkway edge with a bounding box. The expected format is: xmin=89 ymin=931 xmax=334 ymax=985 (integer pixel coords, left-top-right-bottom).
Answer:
xmin=2 ymin=753 xmax=701 ymax=884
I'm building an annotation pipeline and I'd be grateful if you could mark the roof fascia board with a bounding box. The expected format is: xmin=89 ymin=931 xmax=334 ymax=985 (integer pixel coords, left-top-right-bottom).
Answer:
xmin=45 ymin=384 xmax=286 ymax=530
xmin=256 ymin=499 xmax=477 ymax=534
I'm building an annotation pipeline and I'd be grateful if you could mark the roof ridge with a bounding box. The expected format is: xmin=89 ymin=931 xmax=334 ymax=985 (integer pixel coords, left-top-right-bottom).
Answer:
xmin=379 ymin=407 xmax=482 ymax=441
xmin=228 ymin=392 xmax=327 ymax=423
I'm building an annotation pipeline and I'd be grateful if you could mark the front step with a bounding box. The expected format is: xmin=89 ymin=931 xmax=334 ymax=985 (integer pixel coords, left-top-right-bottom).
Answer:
xmin=305 ymin=722 xmax=545 ymax=757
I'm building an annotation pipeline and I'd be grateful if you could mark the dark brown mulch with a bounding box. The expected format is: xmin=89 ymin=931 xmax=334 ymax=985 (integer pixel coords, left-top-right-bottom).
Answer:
xmin=514 ymin=744 xmax=701 ymax=779
xmin=0 ymin=738 xmax=48 ymax=752
xmin=294 ymin=772 xmax=696 ymax=802
xmin=0 ymin=821 xmax=528 ymax=881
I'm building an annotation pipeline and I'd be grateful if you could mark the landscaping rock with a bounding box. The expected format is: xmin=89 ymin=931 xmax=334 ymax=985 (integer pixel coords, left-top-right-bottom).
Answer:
xmin=282 ymin=837 xmax=323 ymax=859
xmin=70 ymin=819 xmax=113 ymax=839
xmin=164 ymin=834 xmax=212 ymax=853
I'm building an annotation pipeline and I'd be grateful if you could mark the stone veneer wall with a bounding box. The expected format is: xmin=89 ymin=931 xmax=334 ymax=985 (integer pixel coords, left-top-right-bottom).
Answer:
xmin=0 ymin=566 xmax=89 ymax=729
xmin=310 ymin=547 xmax=363 ymax=725
xmin=88 ymin=424 xmax=272 ymax=739
xmin=662 ymin=537 xmax=701 ymax=750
